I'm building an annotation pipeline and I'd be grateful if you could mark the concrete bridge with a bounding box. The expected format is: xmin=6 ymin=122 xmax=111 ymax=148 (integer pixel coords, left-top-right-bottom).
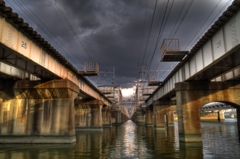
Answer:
xmin=0 ymin=1 xmax=128 ymax=143
xmin=131 ymin=0 xmax=240 ymax=143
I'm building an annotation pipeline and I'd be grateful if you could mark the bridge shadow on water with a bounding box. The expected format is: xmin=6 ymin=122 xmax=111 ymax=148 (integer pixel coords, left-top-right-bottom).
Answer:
xmin=0 ymin=119 xmax=240 ymax=159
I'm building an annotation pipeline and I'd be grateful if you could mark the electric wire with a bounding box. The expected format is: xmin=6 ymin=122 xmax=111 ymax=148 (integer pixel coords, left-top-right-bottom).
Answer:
xmin=184 ymin=0 xmax=233 ymax=50
xmin=146 ymin=0 xmax=232 ymax=88
xmin=143 ymin=0 xmax=174 ymax=84
xmin=11 ymin=0 xmax=81 ymax=68
xmin=168 ymin=0 xmax=188 ymax=39
xmin=53 ymin=0 xmax=93 ymax=60
xmin=145 ymin=0 xmax=188 ymax=83
xmin=137 ymin=0 xmax=150 ymax=66
xmin=138 ymin=0 xmax=159 ymax=80
xmin=171 ymin=0 xmax=194 ymax=41
xmin=144 ymin=0 xmax=194 ymax=86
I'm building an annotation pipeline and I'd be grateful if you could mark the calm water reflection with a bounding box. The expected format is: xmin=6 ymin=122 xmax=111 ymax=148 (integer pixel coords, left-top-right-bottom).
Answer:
xmin=0 ymin=119 xmax=239 ymax=159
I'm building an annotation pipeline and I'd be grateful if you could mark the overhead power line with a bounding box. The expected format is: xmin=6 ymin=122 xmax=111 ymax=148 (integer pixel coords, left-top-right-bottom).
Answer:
xmin=138 ymin=0 xmax=159 ymax=80
xmin=53 ymin=0 xmax=93 ymax=60
xmin=143 ymin=0 xmax=174 ymax=82
xmin=8 ymin=0 xmax=83 ymax=69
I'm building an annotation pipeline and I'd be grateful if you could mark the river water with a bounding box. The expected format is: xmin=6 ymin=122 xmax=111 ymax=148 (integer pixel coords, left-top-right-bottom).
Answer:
xmin=0 ymin=119 xmax=239 ymax=159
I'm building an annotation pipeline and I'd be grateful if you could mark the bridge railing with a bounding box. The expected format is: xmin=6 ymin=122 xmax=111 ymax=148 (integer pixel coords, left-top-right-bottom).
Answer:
xmin=142 ymin=87 xmax=155 ymax=96
xmin=160 ymin=38 xmax=179 ymax=58
xmin=160 ymin=38 xmax=188 ymax=61
xmin=78 ymin=61 xmax=99 ymax=76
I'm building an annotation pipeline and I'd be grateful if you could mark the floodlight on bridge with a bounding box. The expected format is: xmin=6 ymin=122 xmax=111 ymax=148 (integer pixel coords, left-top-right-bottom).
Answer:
xmin=160 ymin=38 xmax=188 ymax=61
xmin=78 ymin=60 xmax=99 ymax=76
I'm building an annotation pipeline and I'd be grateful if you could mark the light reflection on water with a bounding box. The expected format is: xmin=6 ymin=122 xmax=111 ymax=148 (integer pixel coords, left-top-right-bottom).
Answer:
xmin=0 ymin=119 xmax=240 ymax=159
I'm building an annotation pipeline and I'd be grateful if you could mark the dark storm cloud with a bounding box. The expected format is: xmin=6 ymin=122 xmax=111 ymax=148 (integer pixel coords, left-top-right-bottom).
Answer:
xmin=5 ymin=0 xmax=234 ymax=89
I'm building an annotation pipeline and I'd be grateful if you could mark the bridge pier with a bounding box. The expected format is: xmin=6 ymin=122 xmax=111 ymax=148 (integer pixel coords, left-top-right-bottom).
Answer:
xmin=116 ymin=111 xmax=122 ymax=125
xmin=153 ymin=100 xmax=176 ymax=130
xmin=75 ymin=100 xmax=104 ymax=131
xmin=153 ymin=101 xmax=168 ymax=130
xmin=135 ymin=109 xmax=145 ymax=125
xmin=145 ymin=105 xmax=153 ymax=126
xmin=102 ymin=106 xmax=112 ymax=127
xmin=0 ymin=79 xmax=79 ymax=143
xmin=217 ymin=110 xmax=225 ymax=121
xmin=166 ymin=111 xmax=175 ymax=126
xmin=176 ymin=81 xmax=240 ymax=143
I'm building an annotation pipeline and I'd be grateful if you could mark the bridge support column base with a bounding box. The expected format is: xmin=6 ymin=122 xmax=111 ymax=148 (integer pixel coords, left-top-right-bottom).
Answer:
xmin=154 ymin=126 xmax=165 ymax=131
xmin=179 ymin=134 xmax=202 ymax=143
xmin=103 ymin=124 xmax=112 ymax=127
xmin=75 ymin=127 xmax=103 ymax=131
xmin=0 ymin=135 xmax=76 ymax=144
xmin=167 ymin=123 xmax=175 ymax=126
xmin=145 ymin=124 xmax=153 ymax=127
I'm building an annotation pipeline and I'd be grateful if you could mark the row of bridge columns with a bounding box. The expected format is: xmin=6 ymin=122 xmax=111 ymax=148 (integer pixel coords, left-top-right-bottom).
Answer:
xmin=131 ymin=104 xmax=176 ymax=129
xmin=0 ymin=79 xmax=128 ymax=143
xmin=132 ymin=81 xmax=240 ymax=143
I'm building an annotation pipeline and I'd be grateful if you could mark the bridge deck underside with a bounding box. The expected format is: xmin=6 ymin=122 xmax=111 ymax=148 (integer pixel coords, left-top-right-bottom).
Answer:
xmin=190 ymin=45 xmax=240 ymax=81
xmin=0 ymin=44 xmax=59 ymax=80
xmin=161 ymin=51 xmax=188 ymax=61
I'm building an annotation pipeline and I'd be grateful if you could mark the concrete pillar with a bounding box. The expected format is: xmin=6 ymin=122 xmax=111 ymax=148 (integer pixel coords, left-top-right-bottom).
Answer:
xmin=75 ymin=104 xmax=91 ymax=129
xmin=102 ymin=106 xmax=112 ymax=127
xmin=167 ymin=111 xmax=175 ymax=126
xmin=218 ymin=110 xmax=225 ymax=121
xmin=91 ymin=105 xmax=103 ymax=128
xmin=136 ymin=109 xmax=145 ymax=125
xmin=0 ymin=79 xmax=79 ymax=143
xmin=145 ymin=105 xmax=153 ymax=126
xmin=153 ymin=100 xmax=170 ymax=130
xmin=116 ymin=111 xmax=122 ymax=125
xmin=175 ymin=83 xmax=202 ymax=143
xmin=153 ymin=107 xmax=165 ymax=130
xmin=111 ymin=117 xmax=116 ymax=124
xmin=75 ymin=100 xmax=104 ymax=131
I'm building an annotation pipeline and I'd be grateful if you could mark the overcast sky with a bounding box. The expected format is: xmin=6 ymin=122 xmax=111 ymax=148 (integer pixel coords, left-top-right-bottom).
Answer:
xmin=5 ymin=0 xmax=233 ymax=98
